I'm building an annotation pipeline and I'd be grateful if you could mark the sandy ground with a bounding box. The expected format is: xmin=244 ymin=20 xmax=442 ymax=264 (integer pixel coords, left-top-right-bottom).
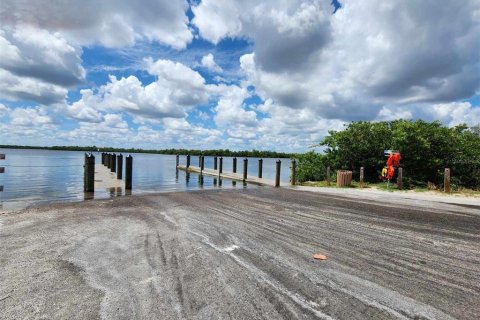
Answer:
xmin=1 ymin=187 xmax=479 ymax=319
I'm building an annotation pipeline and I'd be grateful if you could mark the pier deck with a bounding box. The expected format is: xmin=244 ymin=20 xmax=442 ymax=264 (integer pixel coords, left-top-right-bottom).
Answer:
xmin=177 ymin=165 xmax=279 ymax=186
xmin=94 ymin=164 xmax=124 ymax=189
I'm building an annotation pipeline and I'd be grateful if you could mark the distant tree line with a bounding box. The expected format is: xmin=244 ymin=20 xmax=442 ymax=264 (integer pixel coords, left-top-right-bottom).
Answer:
xmin=0 ymin=145 xmax=295 ymax=159
xmin=296 ymin=120 xmax=480 ymax=190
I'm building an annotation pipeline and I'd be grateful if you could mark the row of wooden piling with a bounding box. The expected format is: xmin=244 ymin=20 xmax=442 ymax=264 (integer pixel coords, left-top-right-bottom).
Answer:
xmin=339 ymin=166 xmax=453 ymax=192
xmin=0 ymin=153 xmax=4 ymax=192
xmin=177 ymin=155 xmax=297 ymax=187
xmin=83 ymin=152 xmax=133 ymax=192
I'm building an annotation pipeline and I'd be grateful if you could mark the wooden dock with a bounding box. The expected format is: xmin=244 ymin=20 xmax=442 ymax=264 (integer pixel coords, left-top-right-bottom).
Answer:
xmin=177 ymin=165 xmax=278 ymax=187
xmin=94 ymin=164 xmax=124 ymax=189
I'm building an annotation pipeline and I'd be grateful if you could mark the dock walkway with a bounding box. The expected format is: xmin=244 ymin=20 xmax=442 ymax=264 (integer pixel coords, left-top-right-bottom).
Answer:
xmin=177 ymin=165 xmax=278 ymax=186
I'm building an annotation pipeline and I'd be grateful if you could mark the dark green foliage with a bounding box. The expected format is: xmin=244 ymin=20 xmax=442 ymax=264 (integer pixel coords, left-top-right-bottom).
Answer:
xmin=295 ymin=151 xmax=327 ymax=182
xmin=318 ymin=120 xmax=480 ymax=189
xmin=0 ymin=145 xmax=294 ymax=159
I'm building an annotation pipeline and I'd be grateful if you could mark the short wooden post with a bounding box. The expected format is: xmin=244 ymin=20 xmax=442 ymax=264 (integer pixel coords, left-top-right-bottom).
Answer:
xmin=444 ymin=168 xmax=451 ymax=193
xmin=84 ymin=153 xmax=95 ymax=192
xmin=359 ymin=167 xmax=365 ymax=188
xmin=326 ymin=166 xmax=331 ymax=186
xmin=201 ymin=156 xmax=205 ymax=171
xmin=101 ymin=152 xmax=104 ymax=165
xmin=117 ymin=154 xmax=123 ymax=180
xmin=291 ymin=159 xmax=296 ymax=186
xmin=186 ymin=155 xmax=191 ymax=168
xmin=214 ymin=156 xmax=218 ymax=170
xmin=258 ymin=159 xmax=263 ymax=178
xmin=243 ymin=158 xmax=248 ymax=181
xmin=111 ymin=153 xmax=116 ymax=173
xmin=125 ymin=155 xmax=133 ymax=190
xmin=275 ymin=160 xmax=281 ymax=187
xmin=219 ymin=157 xmax=223 ymax=174
xmin=198 ymin=155 xmax=202 ymax=167
xmin=106 ymin=153 xmax=111 ymax=169
xmin=397 ymin=167 xmax=403 ymax=190
xmin=176 ymin=155 xmax=179 ymax=168
xmin=233 ymin=157 xmax=237 ymax=173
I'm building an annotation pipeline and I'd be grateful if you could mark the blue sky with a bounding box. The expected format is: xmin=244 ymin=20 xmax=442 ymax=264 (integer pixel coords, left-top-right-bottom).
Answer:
xmin=0 ymin=0 xmax=479 ymax=152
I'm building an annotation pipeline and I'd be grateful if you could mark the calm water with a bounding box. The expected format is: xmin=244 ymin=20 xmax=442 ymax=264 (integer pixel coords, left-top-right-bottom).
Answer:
xmin=0 ymin=148 xmax=292 ymax=211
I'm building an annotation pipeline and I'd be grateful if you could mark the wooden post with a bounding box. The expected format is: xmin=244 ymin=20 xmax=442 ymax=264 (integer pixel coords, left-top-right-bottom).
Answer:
xmin=201 ymin=156 xmax=205 ymax=171
xmin=326 ymin=166 xmax=331 ymax=186
xmin=125 ymin=155 xmax=133 ymax=190
xmin=219 ymin=157 xmax=223 ymax=174
xmin=243 ymin=158 xmax=248 ymax=181
xmin=275 ymin=160 xmax=281 ymax=187
xmin=186 ymin=155 xmax=190 ymax=168
xmin=176 ymin=154 xmax=179 ymax=168
xmin=233 ymin=157 xmax=237 ymax=173
xmin=199 ymin=155 xmax=202 ymax=167
xmin=397 ymin=167 xmax=403 ymax=190
xmin=106 ymin=153 xmax=111 ymax=169
xmin=258 ymin=159 xmax=263 ymax=178
xmin=117 ymin=154 xmax=123 ymax=180
xmin=291 ymin=159 xmax=296 ymax=186
xmin=359 ymin=167 xmax=365 ymax=188
xmin=214 ymin=156 xmax=218 ymax=170
xmin=84 ymin=153 xmax=95 ymax=192
xmin=111 ymin=153 xmax=116 ymax=173
xmin=444 ymin=168 xmax=451 ymax=193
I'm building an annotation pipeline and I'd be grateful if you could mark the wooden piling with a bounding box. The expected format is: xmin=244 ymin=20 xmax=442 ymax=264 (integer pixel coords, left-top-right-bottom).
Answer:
xmin=233 ymin=157 xmax=237 ymax=173
xmin=125 ymin=155 xmax=133 ymax=190
xmin=291 ymin=159 xmax=296 ymax=186
xmin=117 ymin=154 xmax=123 ymax=180
xmin=186 ymin=155 xmax=191 ymax=168
xmin=84 ymin=153 xmax=95 ymax=192
xmin=397 ymin=167 xmax=403 ymax=190
xmin=198 ymin=155 xmax=202 ymax=167
xmin=106 ymin=153 xmax=111 ymax=169
xmin=359 ymin=167 xmax=365 ymax=188
xmin=444 ymin=168 xmax=451 ymax=193
xmin=201 ymin=156 xmax=205 ymax=171
xmin=219 ymin=157 xmax=223 ymax=174
xmin=176 ymin=155 xmax=179 ymax=167
xmin=258 ymin=159 xmax=263 ymax=178
xmin=111 ymin=153 xmax=116 ymax=173
xmin=214 ymin=156 xmax=218 ymax=170
xmin=275 ymin=160 xmax=281 ymax=187
xmin=326 ymin=166 xmax=331 ymax=186
xmin=243 ymin=158 xmax=248 ymax=181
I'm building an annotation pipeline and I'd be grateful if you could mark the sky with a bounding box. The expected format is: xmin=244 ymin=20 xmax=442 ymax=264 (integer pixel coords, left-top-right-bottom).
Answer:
xmin=0 ymin=0 xmax=479 ymax=152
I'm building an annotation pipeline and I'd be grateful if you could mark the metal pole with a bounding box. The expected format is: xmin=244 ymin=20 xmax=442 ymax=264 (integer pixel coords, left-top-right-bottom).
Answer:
xmin=258 ymin=159 xmax=263 ymax=178
xmin=291 ymin=159 xmax=296 ymax=185
xmin=275 ymin=160 xmax=281 ymax=187
xmin=243 ymin=158 xmax=248 ymax=181
xmin=397 ymin=167 xmax=403 ymax=190
xmin=117 ymin=154 xmax=123 ymax=180
xmin=125 ymin=155 xmax=133 ymax=190
xmin=233 ymin=157 xmax=237 ymax=173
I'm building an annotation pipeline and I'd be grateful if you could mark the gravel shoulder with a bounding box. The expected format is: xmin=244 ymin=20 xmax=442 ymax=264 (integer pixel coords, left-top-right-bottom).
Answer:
xmin=1 ymin=187 xmax=479 ymax=319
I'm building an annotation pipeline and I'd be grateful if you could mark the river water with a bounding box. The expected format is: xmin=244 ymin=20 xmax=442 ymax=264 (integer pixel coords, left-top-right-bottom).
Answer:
xmin=0 ymin=148 xmax=292 ymax=211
